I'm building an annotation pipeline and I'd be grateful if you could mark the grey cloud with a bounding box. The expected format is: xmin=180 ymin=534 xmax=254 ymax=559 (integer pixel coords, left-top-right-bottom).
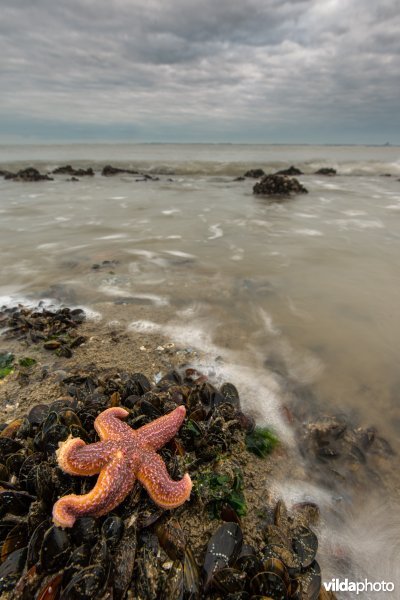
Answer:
xmin=0 ymin=0 xmax=399 ymax=142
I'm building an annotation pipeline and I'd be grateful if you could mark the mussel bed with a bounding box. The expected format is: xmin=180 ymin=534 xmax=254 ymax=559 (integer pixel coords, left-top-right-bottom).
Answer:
xmin=0 ymin=365 xmax=326 ymax=599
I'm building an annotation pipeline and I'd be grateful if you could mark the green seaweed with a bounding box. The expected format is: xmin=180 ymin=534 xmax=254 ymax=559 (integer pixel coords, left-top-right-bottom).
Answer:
xmin=245 ymin=427 xmax=279 ymax=458
xmin=194 ymin=467 xmax=247 ymax=517
xmin=0 ymin=352 xmax=14 ymax=379
xmin=18 ymin=357 xmax=37 ymax=368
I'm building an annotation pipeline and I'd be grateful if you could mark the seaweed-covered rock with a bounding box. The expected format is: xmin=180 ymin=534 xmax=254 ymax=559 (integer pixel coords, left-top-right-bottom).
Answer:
xmin=5 ymin=168 xmax=53 ymax=182
xmin=101 ymin=165 xmax=138 ymax=176
xmin=275 ymin=165 xmax=303 ymax=176
xmin=52 ymin=165 xmax=94 ymax=177
xmin=253 ymin=174 xmax=308 ymax=196
xmin=315 ymin=168 xmax=337 ymax=176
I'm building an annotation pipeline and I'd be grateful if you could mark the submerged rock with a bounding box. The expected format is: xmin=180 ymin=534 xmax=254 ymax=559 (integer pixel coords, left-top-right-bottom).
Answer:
xmin=101 ymin=165 xmax=138 ymax=176
xmin=315 ymin=167 xmax=337 ymax=176
xmin=5 ymin=168 xmax=53 ymax=182
xmin=253 ymin=174 xmax=308 ymax=196
xmin=244 ymin=168 xmax=265 ymax=178
xmin=274 ymin=165 xmax=303 ymax=176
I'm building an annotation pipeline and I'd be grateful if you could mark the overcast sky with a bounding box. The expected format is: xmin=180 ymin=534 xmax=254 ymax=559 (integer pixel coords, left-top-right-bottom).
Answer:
xmin=0 ymin=0 xmax=399 ymax=143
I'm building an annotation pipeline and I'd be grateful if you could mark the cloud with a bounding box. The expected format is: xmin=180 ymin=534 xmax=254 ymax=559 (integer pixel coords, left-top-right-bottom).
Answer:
xmin=0 ymin=0 xmax=399 ymax=142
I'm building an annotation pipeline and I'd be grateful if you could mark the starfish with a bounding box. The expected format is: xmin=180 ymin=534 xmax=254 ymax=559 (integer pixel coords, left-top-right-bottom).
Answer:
xmin=52 ymin=405 xmax=192 ymax=528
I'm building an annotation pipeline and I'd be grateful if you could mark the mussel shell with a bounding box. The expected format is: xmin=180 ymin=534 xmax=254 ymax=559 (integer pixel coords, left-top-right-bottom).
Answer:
xmin=122 ymin=372 xmax=151 ymax=398
xmin=1 ymin=522 xmax=29 ymax=562
xmin=6 ymin=451 xmax=26 ymax=476
xmin=235 ymin=552 xmax=263 ymax=578
xmin=249 ymin=570 xmax=289 ymax=599
xmin=183 ymin=545 xmax=201 ymax=598
xmin=27 ymin=520 xmax=51 ymax=569
xmin=60 ymin=564 xmax=109 ymax=599
xmin=71 ymin=518 xmax=99 ymax=546
xmin=19 ymin=453 xmax=45 ymax=494
xmin=212 ymin=567 xmax=247 ymax=593
xmin=42 ymin=412 xmax=60 ymax=435
xmin=0 ymin=490 xmax=35 ymax=517
xmin=291 ymin=526 xmax=318 ymax=569
xmin=0 ymin=463 xmax=9 ymax=481
xmin=156 ymin=519 xmax=186 ymax=561
xmin=28 ymin=404 xmax=50 ymax=425
xmin=293 ymin=560 xmax=321 ymax=600
xmin=36 ymin=572 xmax=64 ymax=600
xmin=0 ymin=547 xmax=27 ymax=592
xmin=112 ymin=513 xmax=137 ymax=600
xmin=220 ymin=382 xmax=241 ymax=408
xmin=0 ymin=418 xmax=24 ymax=439
xmin=42 ymin=424 xmax=69 ymax=454
xmin=0 ymin=437 xmax=24 ymax=457
xmin=101 ymin=516 xmax=124 ymax=549
xmin=203 ymin=523 xmax=243 ymax=589
xmin=163 ymin=560 xmax=184 ymax=600
xmin=39 ymin=525 xmax=71 ymax=573
xmin=263 ymin=544 xmax=301 ymax=576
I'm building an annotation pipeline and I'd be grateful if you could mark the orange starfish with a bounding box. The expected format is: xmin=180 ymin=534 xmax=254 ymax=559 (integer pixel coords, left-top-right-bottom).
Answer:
xmin=52 ymin=405 xmax=192 ymax=528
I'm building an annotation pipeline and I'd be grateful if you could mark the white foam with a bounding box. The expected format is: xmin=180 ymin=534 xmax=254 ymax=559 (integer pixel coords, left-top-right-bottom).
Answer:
xmin=294 ymin=228 xmax=324 ymax=236
xmin=162 ymin=209 xmax=181 ymax=215
xmin=208 ymin=224 xmax=223 ymax=240
xmin=163 ymin=250 xmax=196 ymax=259
xmin=96 ymin=233 xmax=128 ymax=240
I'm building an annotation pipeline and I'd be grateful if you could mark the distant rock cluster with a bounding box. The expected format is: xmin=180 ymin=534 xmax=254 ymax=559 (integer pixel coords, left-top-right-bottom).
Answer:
xmin=253 ymin=174 xmax=309 ymax=196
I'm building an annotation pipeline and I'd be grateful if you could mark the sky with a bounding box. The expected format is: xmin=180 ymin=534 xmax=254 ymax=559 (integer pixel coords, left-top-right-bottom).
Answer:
xmin=0 ymin=0 xmax=399 ymax=144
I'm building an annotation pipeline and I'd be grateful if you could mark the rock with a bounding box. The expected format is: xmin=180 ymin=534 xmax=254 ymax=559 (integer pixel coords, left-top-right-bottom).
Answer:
xmin=67 ymin=177 xmax=79 ymax=182
xmin=0 ymin=169 xmax=15 ymax=178
xmin=314 ymin=168 xmax=337 ymax=176
xmin=233 ymin=176 xmax=245 ymax=181
xmin=52 ymin=165 xmax=94 ymax=176
xmin=243 ymin=168 xmax=265 ymax=178
xmin=274 ymin=165 xmax=303 ymax=176
xmin=253 ymin=174 xmax=308 ymax=196
xmin=101 ymin=165 xmax=138 ymax=176
xmin=5 ymin=168 xmax=53 ymax=182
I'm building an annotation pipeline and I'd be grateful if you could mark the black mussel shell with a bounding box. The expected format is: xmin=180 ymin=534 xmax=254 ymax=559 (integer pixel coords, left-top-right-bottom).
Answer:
xmin=42 ymin=412 xmax=60 ymax=435
xmin=235 ymin=549 xmax=263 ymax=578
xmin=28 ymin=404 xmax=50 ymax=425
xmin=71 ymin=518 xmax=99 ymax=546
xmin=0 ymin=437 xmax=24 ymax=457
xmin=263 ymin=544 xmax=301 ymax=576
xmin=123 ymin=394 xmax=141 ymax=409
xmin=220 ymin=382 xmax=241 ymax=408
xmin=203 ymin=523 xmax=243 ymax=589
xmin=0 ymin=547 xmax=27 ymax=592
xmin=27 ymin=520 xmax=50 ymax=569
xmin=291 ymin=526 xmax=318 ymax=569
xmin=0 ymin=463 xmax=9 ymax=481
xmin=249 ymin=570 xmax=289 ymax=599
xmin=163 ymin=560 xmax=184 ymax=600
xmin=0 ymin=490 xmax=35 ymax=517
xmin=293 ymin=560 xmax=321 ymax=600
xmin=113 ymin=513 xmax=137 ymax=600
xmin=156 ymin=519 xmax=186 ymax=561
xmin=225 ymin=593 xmax=250 ymax=600
xmin=101 ymin=515 xmax=124 ymax=549
xmin=42 ymin=424 xmax=69 ymax=455
xmin=39 ymin=525 xmax=71 ymax=573
xmin=1 ymin=522 xmax=29 ymax=562
xmin=36 ymin=571 xmax=64 ymax=600
xmin=122 ymin=372 xmax=151 ymax=398
xmin=19 ymin=453 xmax=44 ymax=494
xmin=6 ymin=451 xmax=26 ymax=476
xmin=212 ymin=567 xmax=247 ymax=593
xmin=60 ymin=564 xmax=109 ymax=600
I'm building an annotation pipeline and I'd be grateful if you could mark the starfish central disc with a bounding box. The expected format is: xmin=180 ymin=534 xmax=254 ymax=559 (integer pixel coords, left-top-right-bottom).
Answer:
xmin=52 ymin=405 xmax=192 ymax=528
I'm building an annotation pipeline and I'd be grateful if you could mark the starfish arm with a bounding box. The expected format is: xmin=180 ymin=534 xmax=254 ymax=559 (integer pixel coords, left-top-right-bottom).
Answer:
xmin=53 ymin=451 xmax=135 ymax=528
xmin=94 ymin=407 xmax=132 ymax=440
xmin=136 ymin=451 xmax=192 ymax=510
xmin=56 ymin=437 xmax=115 ymax=476
xmin=135 ymin=405 xmax=186 ymax=450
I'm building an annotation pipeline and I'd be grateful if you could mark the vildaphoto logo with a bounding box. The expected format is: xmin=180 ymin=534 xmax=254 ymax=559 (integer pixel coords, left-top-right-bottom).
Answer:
xmin=323 ymin=579 xmax=395 ymax=594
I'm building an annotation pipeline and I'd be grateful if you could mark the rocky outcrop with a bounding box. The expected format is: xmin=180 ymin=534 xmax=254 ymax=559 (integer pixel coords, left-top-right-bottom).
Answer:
xmin=52 ymin=165 xmax=94 ymax=176
xmin=275 ymin=165 xmax=303 ymax=176
xmin=0 ymin=169 xmax=14 ymax=178
xmin=315 ymin=168 xmax=336 ymax=176
xmin=253 ymin=174 xmax=308 ymax=196
xmin=5 ymin=168 xmax=53 ymax=182
xmin=243 ymin=168 xmax=265 ymax=178
xmin=101 ymin=165 xmax=138 ymax=176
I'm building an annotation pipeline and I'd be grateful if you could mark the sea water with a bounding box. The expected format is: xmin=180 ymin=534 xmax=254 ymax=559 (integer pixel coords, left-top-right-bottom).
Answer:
xmin=1 ymin=143 xmax=400 ymax=596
